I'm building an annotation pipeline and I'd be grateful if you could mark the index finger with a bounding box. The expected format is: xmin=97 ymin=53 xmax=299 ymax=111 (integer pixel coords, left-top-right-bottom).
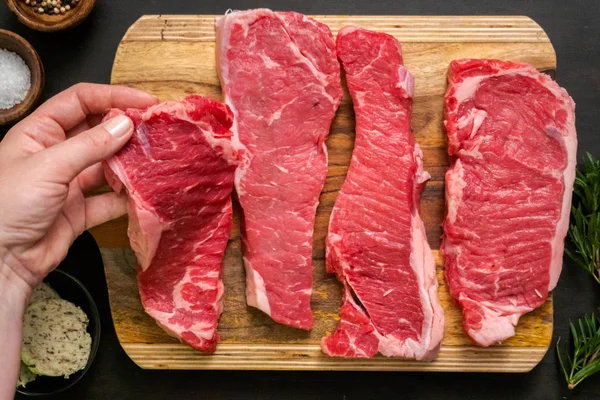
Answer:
xmin=31 ymin=83 xmax=158 ymax=132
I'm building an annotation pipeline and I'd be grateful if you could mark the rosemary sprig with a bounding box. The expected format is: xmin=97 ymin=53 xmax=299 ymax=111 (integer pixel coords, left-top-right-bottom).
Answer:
xmin=565 ymin=152 xmax=600 ymax=283
xmin=557 ymin=311 xmax=600 ymax=389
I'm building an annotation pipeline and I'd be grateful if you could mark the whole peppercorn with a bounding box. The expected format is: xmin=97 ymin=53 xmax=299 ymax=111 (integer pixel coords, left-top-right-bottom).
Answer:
xmin=22 ymin=0 xmax=79 ymax=14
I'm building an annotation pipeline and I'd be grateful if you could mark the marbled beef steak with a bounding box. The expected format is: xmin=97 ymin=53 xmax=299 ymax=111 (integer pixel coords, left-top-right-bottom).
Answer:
xmin=321 ymin=27 xmax=444 ymax=360
xmin=216 ymin=9 xmax=343 ymax=330
xmin=442 ymin=59 xmax=577 ymax=346
xmin=103 ymin=95 xmax=238 ymax=353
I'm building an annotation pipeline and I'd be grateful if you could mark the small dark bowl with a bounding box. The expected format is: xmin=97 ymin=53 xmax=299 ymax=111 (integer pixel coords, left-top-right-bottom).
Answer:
xmin=0 ymin=29 xmax=44 ymax=125
xmin=6 ymin=0 xmax=96 ymax=32
xmin=16 ymin=269 xmax=101 ymax=397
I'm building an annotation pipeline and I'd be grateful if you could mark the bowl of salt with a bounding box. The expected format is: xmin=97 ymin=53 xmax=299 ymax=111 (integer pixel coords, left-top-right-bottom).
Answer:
xmin=0 ymin=29 xmax=44 ymax=125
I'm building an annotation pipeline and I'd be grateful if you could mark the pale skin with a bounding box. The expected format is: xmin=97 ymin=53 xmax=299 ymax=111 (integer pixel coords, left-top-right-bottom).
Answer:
xmin=0 ymin=83 xmax=158 ymax=400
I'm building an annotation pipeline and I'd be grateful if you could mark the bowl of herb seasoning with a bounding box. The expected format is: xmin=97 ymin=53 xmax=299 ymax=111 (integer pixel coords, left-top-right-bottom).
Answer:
xmin=16 ymin=269 xmax=101 ymax=396
xmin=0 ymin=29 xmax=44 ymax=125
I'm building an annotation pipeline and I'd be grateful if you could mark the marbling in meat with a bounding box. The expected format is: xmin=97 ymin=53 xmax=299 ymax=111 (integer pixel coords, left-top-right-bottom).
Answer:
xmin=442 ymin=59 xmax=577 ymax=346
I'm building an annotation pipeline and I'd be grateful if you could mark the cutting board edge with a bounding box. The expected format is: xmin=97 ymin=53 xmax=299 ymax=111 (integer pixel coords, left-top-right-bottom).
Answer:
xmin=115 ymin=342 xmax=551 ymax=372
xmin=115 ymin=14 xmax=553 ymax=44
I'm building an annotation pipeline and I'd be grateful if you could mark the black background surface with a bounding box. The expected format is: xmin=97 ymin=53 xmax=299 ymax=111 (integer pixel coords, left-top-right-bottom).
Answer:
xmin=2 ymin=1 xmax=599 ymax=399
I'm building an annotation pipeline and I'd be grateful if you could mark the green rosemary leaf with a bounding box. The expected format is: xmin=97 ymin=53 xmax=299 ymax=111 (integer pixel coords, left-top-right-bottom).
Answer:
xmin=557 ymin=312 xmax=600 ymax=389
xmin=565 ymin=152 xmax=600 ymax=283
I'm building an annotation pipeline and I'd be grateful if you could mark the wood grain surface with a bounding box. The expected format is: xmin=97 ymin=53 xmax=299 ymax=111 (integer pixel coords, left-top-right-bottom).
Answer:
xmin=90 ymin=15 xmax=557 ymax=372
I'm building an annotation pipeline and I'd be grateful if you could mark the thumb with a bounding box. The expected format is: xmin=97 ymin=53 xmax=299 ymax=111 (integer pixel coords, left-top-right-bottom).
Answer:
xmin=42 ymin=115 xmax=133 ymax=183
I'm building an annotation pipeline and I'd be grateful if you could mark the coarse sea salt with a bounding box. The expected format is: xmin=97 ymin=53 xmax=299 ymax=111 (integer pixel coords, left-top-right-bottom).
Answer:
xmin=0 ymin=48 xmax=31 ymax=110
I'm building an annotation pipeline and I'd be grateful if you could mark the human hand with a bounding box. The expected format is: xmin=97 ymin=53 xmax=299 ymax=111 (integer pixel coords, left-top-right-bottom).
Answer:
xmin=0 ymin=83 xmax=158 ymax=289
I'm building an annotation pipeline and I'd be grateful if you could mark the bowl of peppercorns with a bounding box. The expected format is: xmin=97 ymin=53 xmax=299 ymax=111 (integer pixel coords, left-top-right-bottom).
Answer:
xmin=6 ymin=0 xmax=95 ymax=32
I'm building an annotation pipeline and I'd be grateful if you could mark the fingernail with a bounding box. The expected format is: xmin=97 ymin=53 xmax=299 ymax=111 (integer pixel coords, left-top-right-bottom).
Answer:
xmin=104 ymin=115 xmax=133 ymax=139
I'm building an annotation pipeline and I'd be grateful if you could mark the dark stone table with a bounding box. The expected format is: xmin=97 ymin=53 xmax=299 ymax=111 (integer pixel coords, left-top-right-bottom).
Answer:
xmin=2 ymin=1 xmax=599 ymax=398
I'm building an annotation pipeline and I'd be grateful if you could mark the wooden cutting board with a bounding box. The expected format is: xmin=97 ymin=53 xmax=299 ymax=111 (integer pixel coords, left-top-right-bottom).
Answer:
xmin=90 ymin=15 xmax=556 ymax=372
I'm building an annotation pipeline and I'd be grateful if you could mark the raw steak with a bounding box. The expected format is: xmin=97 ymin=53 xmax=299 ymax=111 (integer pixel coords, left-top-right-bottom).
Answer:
xmin=216 ymin=9 xmax=343 ymax=329
xmin=443 ymin=59 xmax=577 ymax=346
xmin=103 ymin=95 xmax=238 ymax=353
xmin=321 ymin=27 xmax=444 ymax=360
